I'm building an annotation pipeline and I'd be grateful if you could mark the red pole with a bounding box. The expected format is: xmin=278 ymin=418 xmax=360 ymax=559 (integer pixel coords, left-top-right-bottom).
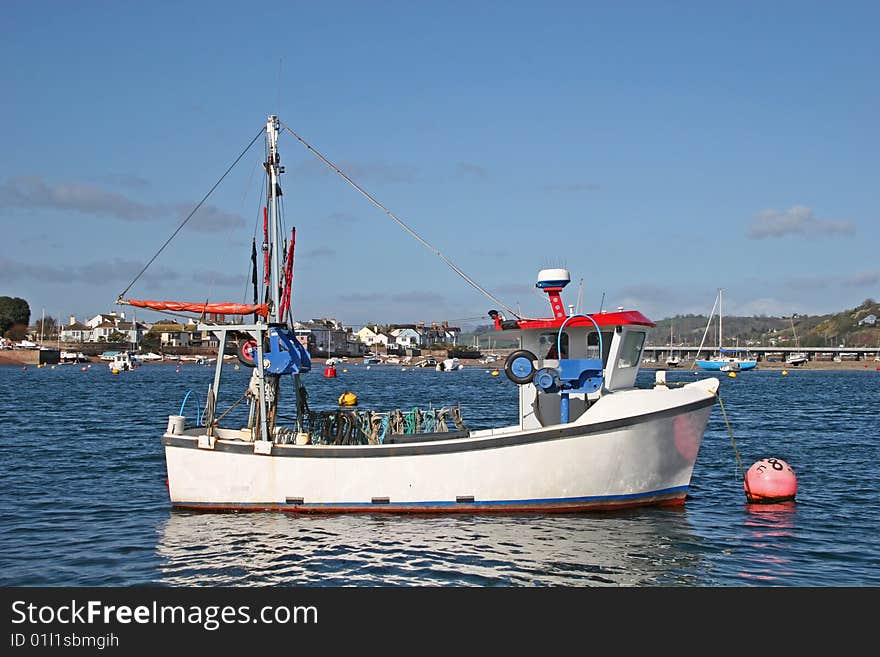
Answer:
xmin=262 ymin=206 xmax=270 ymax=288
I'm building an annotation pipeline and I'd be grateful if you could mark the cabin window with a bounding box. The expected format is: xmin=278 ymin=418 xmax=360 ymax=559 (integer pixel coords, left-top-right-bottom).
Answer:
xmin=538 ymin=331 xmax=569 ymax=359
xmin=617 ymin=331 xmax=646 ymax=369
xmin=586 ymin=331 xmax=614 ymax=363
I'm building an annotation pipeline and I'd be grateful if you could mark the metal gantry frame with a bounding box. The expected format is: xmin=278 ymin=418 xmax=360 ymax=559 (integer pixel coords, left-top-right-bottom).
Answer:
xmin=202 ymin=323 xmax=271 ymax=443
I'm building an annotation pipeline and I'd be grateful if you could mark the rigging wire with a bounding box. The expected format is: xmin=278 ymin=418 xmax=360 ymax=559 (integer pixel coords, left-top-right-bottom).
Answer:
xmin=243 ymin=173 xmax=268 ymax=307
xmin=689 ymin=293 xmax=720 ymax=370
xmin=117 ymin=127 xmax=266 ymax=303
xmin=279 ymin=122 xmax=521 ymax=320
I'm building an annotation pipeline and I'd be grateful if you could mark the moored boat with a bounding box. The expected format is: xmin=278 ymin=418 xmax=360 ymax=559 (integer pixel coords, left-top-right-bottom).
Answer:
xmin=785 ymin=316 xmax=808 ymax=365
xmin=108 ymin=351 xmax=140 ymax=371
xmin=118 ymin=115 xmax=720 ymax=513
xmin=695 ymin=289 xmax=757 ymax=372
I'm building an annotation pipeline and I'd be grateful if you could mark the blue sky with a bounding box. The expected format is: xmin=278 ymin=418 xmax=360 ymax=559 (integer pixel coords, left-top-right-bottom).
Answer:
xmin=1 ymin=1 xmax=877 ymax=330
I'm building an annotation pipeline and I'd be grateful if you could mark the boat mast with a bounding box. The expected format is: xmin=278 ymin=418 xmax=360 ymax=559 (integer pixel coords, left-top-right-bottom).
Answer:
xmin=718 ymin=288 xmax=723 ymax=352
xmin=266 ymin=114 xmax=284 ymax=324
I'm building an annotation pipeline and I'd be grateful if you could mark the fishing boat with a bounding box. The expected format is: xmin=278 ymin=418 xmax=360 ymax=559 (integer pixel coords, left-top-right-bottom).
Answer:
xmin=117 ymin=115 xmax=720 ymax=513
xmin=108 ymin=351 xmax=140 ymax=372
xmin=695 ymin=289 xmax=757 ymax=372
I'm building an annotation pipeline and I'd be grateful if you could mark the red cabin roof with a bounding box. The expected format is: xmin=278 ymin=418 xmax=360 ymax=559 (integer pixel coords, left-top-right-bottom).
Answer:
xmin=490 ymin=284 xmax=655 ymax=332
xmin=492 ymin=310 xmax=655 ymax=332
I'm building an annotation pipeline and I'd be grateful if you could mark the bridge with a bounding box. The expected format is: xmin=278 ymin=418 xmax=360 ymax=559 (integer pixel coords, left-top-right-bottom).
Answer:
xmin=643 ymin=345 xmax=880 ymax=362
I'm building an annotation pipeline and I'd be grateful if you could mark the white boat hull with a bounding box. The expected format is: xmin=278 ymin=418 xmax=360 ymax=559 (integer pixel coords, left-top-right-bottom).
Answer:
xmin=163 ymin=380 xmax=717 ymax=513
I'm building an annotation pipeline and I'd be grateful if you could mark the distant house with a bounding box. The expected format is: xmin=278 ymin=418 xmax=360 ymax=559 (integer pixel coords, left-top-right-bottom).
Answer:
xmin=91 ymin=322 xmax=119 ymax=342
xmin=60 ymin=321 xmax=92 ymax=343
xmin=148 ymin=321 xmax=192 ymax=347
xmin=85 ymin=311 xmax=125 ymax=330
xmin=115 ymin=321 xmax=148 ymax=346
xmin=859 ymin=314 xmax=877 ymax=326
xmin=355 ymin=325 xmax=382 ymax=347
xmin=392 ymin=327 xmax=421 ymax=348
xmin=417 ymin=321 xmax=460 ymax=346
xmin=443 ymin=326 xmax=461 ymax=346
xmin=189 ymin=328 xmax=219 ymax=349
xmin=298 ymin=318 xmax=359 ymax=357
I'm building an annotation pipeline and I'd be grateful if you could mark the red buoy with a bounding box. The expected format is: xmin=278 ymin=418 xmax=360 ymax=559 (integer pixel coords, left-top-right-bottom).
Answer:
xmin=744 ymin=457 xmax=797 ymax=503
xmin=323 ymin=365 xmax=337 ymax=378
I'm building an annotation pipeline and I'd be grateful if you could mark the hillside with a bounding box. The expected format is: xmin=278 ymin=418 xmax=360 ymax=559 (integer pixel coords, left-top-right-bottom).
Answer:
xmin=650 ymin=298 xmax=880 ymax=349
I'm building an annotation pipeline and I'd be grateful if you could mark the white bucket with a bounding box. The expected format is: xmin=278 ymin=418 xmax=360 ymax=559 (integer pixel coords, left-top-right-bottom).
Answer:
xmin=167 ymin=415 xmax=186 ymax=435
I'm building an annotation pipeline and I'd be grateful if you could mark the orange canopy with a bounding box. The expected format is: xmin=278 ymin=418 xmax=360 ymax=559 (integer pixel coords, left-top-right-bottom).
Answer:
xmin=125 ymin=299 xmax=269 ymax=317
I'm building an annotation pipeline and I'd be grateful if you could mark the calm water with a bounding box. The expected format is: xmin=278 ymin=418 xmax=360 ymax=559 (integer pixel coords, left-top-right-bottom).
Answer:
xmin=1 ymin=362 xmax=877 ymax=586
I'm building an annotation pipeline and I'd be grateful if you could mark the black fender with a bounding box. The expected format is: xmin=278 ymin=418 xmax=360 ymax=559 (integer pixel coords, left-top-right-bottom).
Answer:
xmin=503 ymin=349 xmax=538 ymax=384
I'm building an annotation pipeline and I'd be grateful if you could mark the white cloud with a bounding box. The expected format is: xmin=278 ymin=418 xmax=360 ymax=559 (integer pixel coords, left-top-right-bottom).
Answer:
xmin=0 ymin=176 xmax=152 ymax=221
xmin=748 ymin=205 xmax=855 ymax=239
xmin=845 ymin=270 xmax=880 ymax=287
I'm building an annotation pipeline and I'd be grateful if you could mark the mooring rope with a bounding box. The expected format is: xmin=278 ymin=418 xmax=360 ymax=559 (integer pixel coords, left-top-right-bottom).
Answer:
xmin=715 ymin=393 xmax=754 ymax=499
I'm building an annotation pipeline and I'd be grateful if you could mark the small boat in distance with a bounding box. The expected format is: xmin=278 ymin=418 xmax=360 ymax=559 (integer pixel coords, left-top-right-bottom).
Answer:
xmin=436 ymin=357 xmax=462 ymax=371
xmin=786 ymin=316 xmax=808 ymax=366
xmin=665 ymin=320 xmax=681 ymax=367
xmin=695 ymin=289 xmax=757 ymax=372
xmin=117 ymin=115 xmax=720 ymax=514
xmin=108 ymin=351 xmax=140 ymax=371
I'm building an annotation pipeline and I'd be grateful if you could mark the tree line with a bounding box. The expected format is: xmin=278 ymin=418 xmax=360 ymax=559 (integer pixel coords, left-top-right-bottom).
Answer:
xmin=0 ymin=297 xmax=30 ymax=341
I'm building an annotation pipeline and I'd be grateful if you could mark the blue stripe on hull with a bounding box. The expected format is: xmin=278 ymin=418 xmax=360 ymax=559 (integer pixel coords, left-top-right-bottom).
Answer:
xmin=172 ymin=485 xmax=690 ymax=513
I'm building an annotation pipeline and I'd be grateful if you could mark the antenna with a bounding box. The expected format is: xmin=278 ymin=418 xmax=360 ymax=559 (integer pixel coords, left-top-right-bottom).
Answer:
xmin=575 ymin=278 xmax=584 ymax=313
xmin=599 ymin=292 xmax=606 ymax=313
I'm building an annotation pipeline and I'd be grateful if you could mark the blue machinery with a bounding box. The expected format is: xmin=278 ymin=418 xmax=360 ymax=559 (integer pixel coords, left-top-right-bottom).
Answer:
xmin=262 ymin=326 xmax=312 ymax=375
xmin=505 ymin=314 xmax=605 ymax=425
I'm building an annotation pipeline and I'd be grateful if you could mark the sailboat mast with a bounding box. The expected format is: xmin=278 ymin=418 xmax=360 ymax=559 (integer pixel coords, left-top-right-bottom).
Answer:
xmin=266 ymin=115 xmax=283 ymax=324
xmin=718 ymin=288 xmax=723 ymax=351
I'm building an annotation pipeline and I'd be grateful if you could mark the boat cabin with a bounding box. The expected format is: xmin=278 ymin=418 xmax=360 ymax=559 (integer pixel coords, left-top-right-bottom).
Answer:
xmin=109 ymin=351 xmax=139 ymax=371
xmin=491 ymin=268 xmax=654 ymax=430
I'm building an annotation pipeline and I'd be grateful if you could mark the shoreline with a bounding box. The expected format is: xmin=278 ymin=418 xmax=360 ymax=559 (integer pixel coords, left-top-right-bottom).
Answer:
xmin=640 ymin=359 xmax=880 ymax=372
xmin=2 ymin=349 xmax=878 ymax=372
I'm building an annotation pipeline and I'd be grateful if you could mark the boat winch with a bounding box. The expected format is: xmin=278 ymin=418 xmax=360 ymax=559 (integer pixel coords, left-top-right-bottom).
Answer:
xmin=259 ymin=327 xmax=312 ymax=374
xmin=533 ymin=359 xmax=603 ymax=395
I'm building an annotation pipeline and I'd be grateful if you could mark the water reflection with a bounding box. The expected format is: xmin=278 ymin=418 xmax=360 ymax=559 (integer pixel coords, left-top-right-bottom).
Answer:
xmin=156 ymin=508 xmax=707 ymax=586
xmin=738 ymin=502 xmax=798 ymax=583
